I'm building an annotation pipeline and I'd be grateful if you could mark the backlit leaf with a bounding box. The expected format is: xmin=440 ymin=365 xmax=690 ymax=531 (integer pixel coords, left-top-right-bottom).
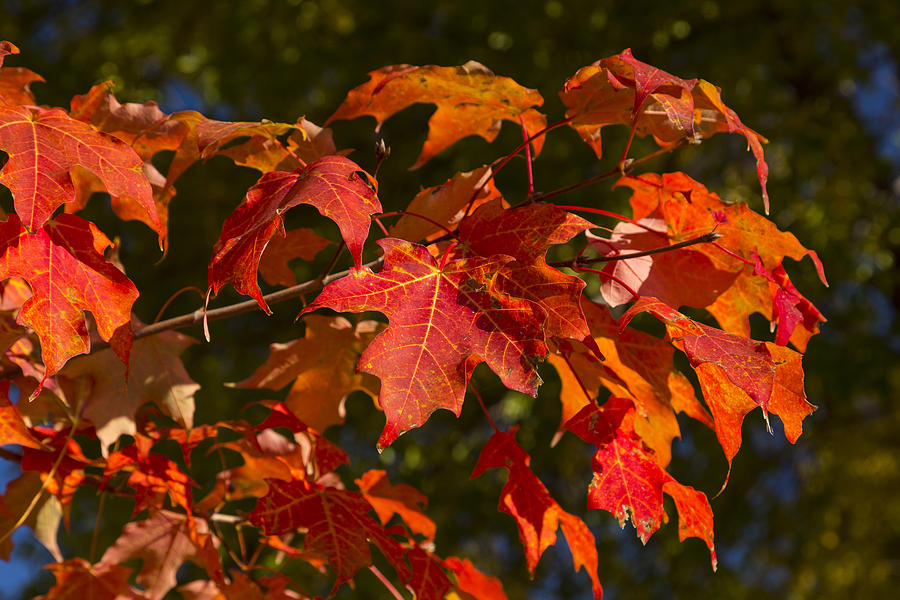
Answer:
xmin=0 ymin=214 xmax=138 ymax=389
xmin=208 ymin=155 xmax=381 ymax=311
xmin=472 ymin=427 xmax=602 ymax=599
xmin=302 ymin=238 xmax=547 ymax=447
xmin=328 ymin=62 xmax=546 ymax=169
xmin=560 ymin=49 xmax=769 ymax=210
xmin=0 ymin=105 xmax=160 ymax=236
xmin=233 ymin=315 xmax=382 ymax=433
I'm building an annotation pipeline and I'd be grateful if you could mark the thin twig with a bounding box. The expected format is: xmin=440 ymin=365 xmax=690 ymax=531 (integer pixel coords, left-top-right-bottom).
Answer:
xmin=469 ymin=381 xmax=499 ymax=433
xmin=532 ymin=139 xmax=688 ymax=204
xmin=549 ymin=231 xmax=721 ymax=268
xmin=82 ymin=257 xmax=385 ymax=354
xmin=369 ymin=565 xmax=405 ymax=600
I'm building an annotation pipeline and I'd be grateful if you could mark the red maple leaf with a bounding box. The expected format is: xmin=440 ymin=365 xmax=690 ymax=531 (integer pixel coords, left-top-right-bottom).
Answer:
xmin=249 ymin=477 xmax=409 ymax=593
xmin=208 ymin=155 xmax=381 ymax=311
xmin=460 ymin=199 xmax=597 ymax=346
xmin=0 ymin=214 xmax=138 ymax=389
xmin=472 ymin=427 xmax=603 ymax=599
xmin=302 ymin=238 xmax=547 ymax=447
xmin=565 ymin=398 xmax=717 ymax=567
xmin=0 ymin=105 xmax=161 ymax=237
xmin=622 ymin=297 xmax=816 ymax=476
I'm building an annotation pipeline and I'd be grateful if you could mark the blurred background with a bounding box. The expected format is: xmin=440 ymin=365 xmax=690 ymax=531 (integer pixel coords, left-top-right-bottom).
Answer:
xmin=1 ymin=0 xmax=898 ymax=598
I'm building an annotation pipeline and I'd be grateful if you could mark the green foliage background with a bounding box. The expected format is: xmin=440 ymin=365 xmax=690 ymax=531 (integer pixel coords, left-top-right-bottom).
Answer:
xmin=2 ymin=0 xmax=898 ymax=597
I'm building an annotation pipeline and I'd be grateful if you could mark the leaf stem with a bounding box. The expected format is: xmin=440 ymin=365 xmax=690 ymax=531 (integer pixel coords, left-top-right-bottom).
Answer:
xmin=153 ymin=286 xmax=206 ymax=324
xmin=532 ymin=139 xmax=688 ymax=204
xmin=520 ymin=116 xmax=535 ymax=200
xmin=376 ymin=210 xmax=461 ymax=240
xmin=462 ymin=116 xmax=574 ymax=219
xmin=469 ymin=382 xmax=499 ymax=433
xmin=369 ymin=565 xmax=405 ymax=600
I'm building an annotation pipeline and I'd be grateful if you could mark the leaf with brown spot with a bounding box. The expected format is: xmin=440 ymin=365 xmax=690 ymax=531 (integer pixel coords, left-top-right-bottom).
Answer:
xmin=328 ymin=62 xmax=546 ymax=169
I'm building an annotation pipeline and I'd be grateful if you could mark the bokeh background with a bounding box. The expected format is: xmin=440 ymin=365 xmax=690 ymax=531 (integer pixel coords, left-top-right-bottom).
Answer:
xmin=1 ymin=0 xmax=898 ymax=598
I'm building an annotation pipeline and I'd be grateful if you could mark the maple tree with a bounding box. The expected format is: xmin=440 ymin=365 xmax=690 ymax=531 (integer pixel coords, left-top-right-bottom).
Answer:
xmin=0 ymin=40 xmax=828 ymax=598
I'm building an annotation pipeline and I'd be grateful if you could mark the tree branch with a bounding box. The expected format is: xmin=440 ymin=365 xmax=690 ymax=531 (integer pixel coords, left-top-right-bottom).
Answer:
xmin=89 ymin=257 xmax=384 ymax=352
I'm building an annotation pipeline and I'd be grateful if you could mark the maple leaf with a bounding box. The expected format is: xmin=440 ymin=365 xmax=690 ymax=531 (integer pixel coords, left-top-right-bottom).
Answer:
xmin=472 ymin=427 xmax=602 ymax=599
xmin=0 ymin=105 xmax=161 ymax=236
xmin=104 ymin=434 xmax=193 ymax=514
xmin=548 ymin=300 xmax=712 ymax=466
xmin=389 ymin=165 xmax=503 ymax=243
xmin=589 ymin=220 xmax=739 ymax=310
xmin=621 ymin=297 xmax=816 ymax=473
xmin=0 ymin=380 xmax=42 ymax=448
xmin=249 ymin=477 xmax=410 ymax=593
xmin=565 ymin=397 xmax=717 ymax=567
xmin=36 ymin=558 xmax=144 ymax=600
xmin=233 ymin=315 xmax=382 ymax=433
xmin=0 ymin=471 xmax=63 ymax=562
xmin=0 ymin=41 xmax=43 ymax=107
xmin=328 ymin=62 xmax=546 ymax=169
xmin=98 ymin=511 xmax=214 ymax=600
xmin=208 ymin=155 xmax=381 ymax=311
xmin=617 ymin=172 xmax=826 ymax=350
xmin=356 ymin=468 xmax=436 ymax=541
xmin=443 ymin=556 xmax=508 ymax=600
xmin=302 ymin=238 xmax=548 ymax=447
xmin=0 ymin=214 xmax=138 ymax=389
xmin=220 ymin=117 xmax=342 ymax=173
xmin=0 ymin=67 xmax=44 ymax=107
xmin=460 ymin=199 xmax=596 ymax=344
xmin=21 ymin=425 xmax=95 ymax=521
xmin=58 ymin=323 xmax=199 ymax=452
xmin=405 ymin=546 xmax=454 ymax=600
xmin=560 ymin=49 xmax=769 ymax=210
xmin=258 ymin=227 xmax=333 ymax=287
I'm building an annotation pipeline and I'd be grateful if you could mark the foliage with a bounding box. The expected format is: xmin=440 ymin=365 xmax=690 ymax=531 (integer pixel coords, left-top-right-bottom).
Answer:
xmin=0 ymin=39 xmax=828 ymax=599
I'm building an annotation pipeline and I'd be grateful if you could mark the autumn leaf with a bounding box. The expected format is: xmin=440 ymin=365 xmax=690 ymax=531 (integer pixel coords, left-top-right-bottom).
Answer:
xmin=0 ymin=42 xmax=19 ymax=67
xmin=258 ymin=227 xmax=333 ymax=288
xmin=389 ymin=165 xmax=502 ymax=243
xmin=356 ymin=468 xmax=436 ymax=541
xmin=233 ymin=315 xmax=382 ymax=433
xmin=618 ymin=172 xmax=826 ymax=350
xmin=0 ymin=105 xmax=161 ymax=237
xmin=21 ymin=426 xmax=95 ymax=520
xmin=249 ymin=477 xmax=409 ymax=592
xmin=0 ymin=471 xmax=63 ymax=562
xmin=443 ymin=556 xmax=508 ymax=600
xmin=472 ymin=427 xmax=602 ymax=599
xmin=36 ymin=558 xmax=141 ymax=600
xmin=0 ymin=214 xmax=138 ymax=389
xmin=0 ymin=380 xmax=42 ymax=448
xmin=98 ymin=511 xmax=213 ymax=600
xmin=565 ymin=397 xmax=716 ymax=567
xmin=208 ymin=155 xmax=381 ymax=311
xmin=219 ymin=117 xmax=342 ymax=172
xmin=621 ymin=297 xmax=816 ymax=474
xmin=548 ymin=300 xmax=711 ymax=466
xmin=560 ymin=49 xmax=769 ymax=210
xmin=0 ymin=67 xmax=44 ymax=107
xmin=302 ymin=238 xmax=548 ymax=447
xmin=328 ymin=62 xmax=546 ymax=169
xmin=58 ymin=323 xmax=199 ymax=452
xmin=405 ymin=547 xmax=454 ymax=600
xmin=460 ymin=199 xmax=596 ymax=344
xmin=104 ymin=434 xmax=193 ymax=514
